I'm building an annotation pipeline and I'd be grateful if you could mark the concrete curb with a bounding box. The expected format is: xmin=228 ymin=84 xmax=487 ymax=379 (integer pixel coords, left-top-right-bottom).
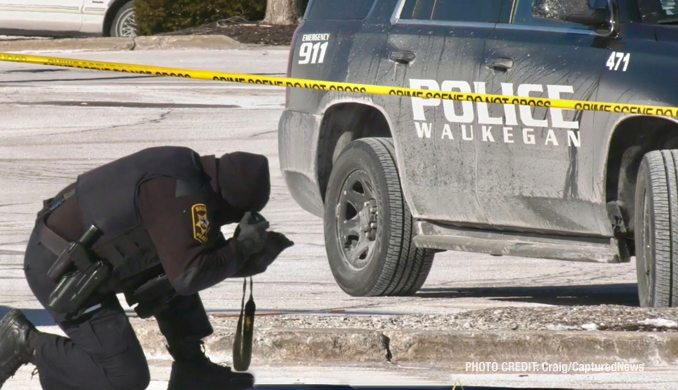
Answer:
xmin=0 ymin=35 xmax=242 ymax=52
xmin=134 ymin=35 xmax=241 ymax=50
xmin=0 ymin=37 xmax=134 ymax=52
xmin=383 ymin=330 xmax=678 ymax=368
xmin=130 ymin=319 xmax=678 ymax=367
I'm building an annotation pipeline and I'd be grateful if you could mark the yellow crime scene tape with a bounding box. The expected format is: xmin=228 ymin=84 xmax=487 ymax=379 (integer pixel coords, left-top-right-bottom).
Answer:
xmin=2 ymin=51 xmax=678 ymax=118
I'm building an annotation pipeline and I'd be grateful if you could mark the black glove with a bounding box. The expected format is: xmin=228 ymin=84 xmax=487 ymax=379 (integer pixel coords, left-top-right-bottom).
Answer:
xmin=235 ymin=212 xmax=270 ymax=256
xmin=234 ymin=232 xmax=294 ymax=278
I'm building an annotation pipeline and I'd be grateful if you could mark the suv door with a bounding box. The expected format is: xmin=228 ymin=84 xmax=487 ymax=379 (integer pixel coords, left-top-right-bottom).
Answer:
xmin=0 ymin=0 xmax=83 ymax=32
xmin=387 ymin=0 xmax=507 ymax=223
xmin=476 ymin=0 xmax=614 ymax=235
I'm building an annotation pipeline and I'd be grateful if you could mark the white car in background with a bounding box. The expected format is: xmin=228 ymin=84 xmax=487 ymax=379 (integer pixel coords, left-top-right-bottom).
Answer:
xmin=0 ymin=0 xmax=136 ymax=37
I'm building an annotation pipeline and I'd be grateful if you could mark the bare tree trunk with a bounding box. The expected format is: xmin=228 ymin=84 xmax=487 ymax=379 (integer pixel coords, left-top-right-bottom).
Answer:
xmin=263 ymin=0 xmax=302 ymax=25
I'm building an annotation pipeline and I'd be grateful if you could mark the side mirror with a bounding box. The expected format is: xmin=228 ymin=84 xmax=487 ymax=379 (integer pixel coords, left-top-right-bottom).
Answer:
xmin=532 ymin=0 xmax=611 ymax=27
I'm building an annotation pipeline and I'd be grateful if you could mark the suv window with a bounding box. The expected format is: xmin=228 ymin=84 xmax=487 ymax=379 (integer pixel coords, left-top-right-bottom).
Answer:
xmin=511 ymin=0 xmax=592 ymax=30
xmin=306 ymin=0 xmax=376 ymax=20
xmin=662 ymin=0 xmax=678 ymax=15
xmin=399 ymin=0 xmax=503 ymax=23
xmin=639 ymin=0 xmax=678 ymax=23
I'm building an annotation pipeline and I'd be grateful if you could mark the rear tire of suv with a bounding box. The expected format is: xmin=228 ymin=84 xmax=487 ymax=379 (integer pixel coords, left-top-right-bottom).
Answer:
xmin=324 ymin=137 xmax=434 ymax=297
xmin=634 ymin=150 xmax=678 ymax=307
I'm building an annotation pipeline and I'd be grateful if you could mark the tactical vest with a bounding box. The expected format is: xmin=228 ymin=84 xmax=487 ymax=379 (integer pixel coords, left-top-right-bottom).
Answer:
xmin=34 ymin=147 xmax=211 ymax=317
xmin=76 ymin=146 xmax=209 ymax=282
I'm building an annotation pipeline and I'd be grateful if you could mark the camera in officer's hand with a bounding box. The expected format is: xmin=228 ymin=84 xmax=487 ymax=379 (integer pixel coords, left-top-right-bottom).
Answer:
xmin=234 ymin=232 xmax=294 ymax=278
xmin=234 ymin=211 xmax=270 ymax=256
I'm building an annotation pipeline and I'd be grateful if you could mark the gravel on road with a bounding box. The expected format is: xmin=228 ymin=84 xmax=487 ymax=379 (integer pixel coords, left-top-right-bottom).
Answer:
xmin=204 ymin=306 xmax=678 ymax=333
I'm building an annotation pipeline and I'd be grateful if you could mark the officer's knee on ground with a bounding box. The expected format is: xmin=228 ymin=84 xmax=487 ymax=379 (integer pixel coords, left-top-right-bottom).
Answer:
xmin=108 ymin=362 xmax=151 ymax=390
xmin=99 ymin=347 xmax=150 ymax=390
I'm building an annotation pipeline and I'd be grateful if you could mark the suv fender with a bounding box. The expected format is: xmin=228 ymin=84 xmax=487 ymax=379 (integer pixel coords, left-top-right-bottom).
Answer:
xmin=317 ymin=97 xmax=395 ymax=162
xmin=315 ymin=98 xmax=403 ymax=196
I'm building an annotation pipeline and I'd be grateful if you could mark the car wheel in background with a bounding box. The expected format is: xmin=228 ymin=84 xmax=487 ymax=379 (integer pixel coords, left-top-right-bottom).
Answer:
xmin=110 ymin=2 xmax=137 ymax=38
xmin=324 ymin=137 xmax=435 ymax=297
xmin=634 ymin=150 xmax=678 ymax=307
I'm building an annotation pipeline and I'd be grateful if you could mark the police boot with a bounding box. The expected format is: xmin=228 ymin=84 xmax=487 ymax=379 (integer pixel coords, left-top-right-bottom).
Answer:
xmin=0 ymin=309 xmax=38 ymax=389
xmin=167 ymin=339 xmax=254 ymax=390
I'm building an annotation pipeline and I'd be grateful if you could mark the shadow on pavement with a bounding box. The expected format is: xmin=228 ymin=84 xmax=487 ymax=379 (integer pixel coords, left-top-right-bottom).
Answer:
xmin=0 ymin=306 xmax=55 ymax=326
xmin=256 ymin=386 xmax=577 ymax=390
xmin=4 ymin=68 xmax=69 ymax=74
xmin=1 ymin=75 xmax=154 ymax=84
xmin=417 ymin=284 xmax=639 ymax=306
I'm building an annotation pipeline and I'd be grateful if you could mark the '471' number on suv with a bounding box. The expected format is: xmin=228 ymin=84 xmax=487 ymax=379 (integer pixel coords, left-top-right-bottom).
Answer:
xmin=299 ymin=42 xmax=329 ymax=65
xmin=606 ymin=51 xmax=631 ymax=72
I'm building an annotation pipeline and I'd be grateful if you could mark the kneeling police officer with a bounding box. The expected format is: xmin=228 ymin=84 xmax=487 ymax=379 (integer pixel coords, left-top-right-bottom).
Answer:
xmin=0 ymin=146 xmax=293 ymax=390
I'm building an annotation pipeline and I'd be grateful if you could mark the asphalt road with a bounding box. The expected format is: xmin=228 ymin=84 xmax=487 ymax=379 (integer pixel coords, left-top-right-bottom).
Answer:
xmin=8 ymin=362 xmax=678 ymax=390
xmin=0 ymin=49 xmax=640 ymax=318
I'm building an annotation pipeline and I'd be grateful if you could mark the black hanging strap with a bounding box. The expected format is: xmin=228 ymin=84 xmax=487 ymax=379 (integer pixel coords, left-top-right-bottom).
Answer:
xmin=233 ymin=277 xmax=255 ymax=372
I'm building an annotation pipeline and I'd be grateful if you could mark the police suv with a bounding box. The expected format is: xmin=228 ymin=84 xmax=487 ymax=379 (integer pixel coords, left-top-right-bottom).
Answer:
xmin=279 ymin=0 xmax=678 ymax=307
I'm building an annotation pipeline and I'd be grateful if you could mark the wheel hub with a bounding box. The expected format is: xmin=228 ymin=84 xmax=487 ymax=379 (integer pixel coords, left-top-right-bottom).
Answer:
xmin=359 ymin=199 xmax=378 ymax=241
xmin=118 ymin=10 xmax=137 ymax=37
xmin=335 ymin=171 xmax=379 ymax=270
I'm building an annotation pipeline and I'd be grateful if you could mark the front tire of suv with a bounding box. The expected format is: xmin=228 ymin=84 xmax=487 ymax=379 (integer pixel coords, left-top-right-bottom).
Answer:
xmin=324 ymin=138 xmax=434 ymax=297
xmin=634 ymin=150 xmax=678 ymax=307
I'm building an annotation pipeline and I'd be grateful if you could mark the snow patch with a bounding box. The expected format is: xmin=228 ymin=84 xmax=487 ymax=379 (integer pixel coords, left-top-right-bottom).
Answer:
xmin=581 ymin=323 xmax=599 ymax=331
xmin=638 ymin=318 xmax=678 ymax=328
xmin=546 ymin=324 xmax=580 ymax=331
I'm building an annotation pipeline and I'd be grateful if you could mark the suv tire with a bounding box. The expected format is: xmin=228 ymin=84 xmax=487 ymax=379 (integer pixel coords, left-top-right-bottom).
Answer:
xmin=635 ymin=150 xmax=678 ymax=307
xmin=110 ymin=2 xmax=137 ymax=38
xmin=324 ymin=137 xmax=434 ymax=297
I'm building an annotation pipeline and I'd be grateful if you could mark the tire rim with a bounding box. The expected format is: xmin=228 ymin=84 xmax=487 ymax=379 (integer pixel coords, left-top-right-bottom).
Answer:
xmin=335 ymin=170 xmax=378 ymax=271
xmin=115 ymin=8 xmax=137 ymax=37
xmin=639 ymin=187 xmax=655 ymax=307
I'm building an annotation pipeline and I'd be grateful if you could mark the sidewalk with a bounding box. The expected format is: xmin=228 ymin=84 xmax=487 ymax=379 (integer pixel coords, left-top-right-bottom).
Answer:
xmin=9 ymin=361 xmax=678 ymax=390
xmin=0 ymin=36 xmax=251 ymax=52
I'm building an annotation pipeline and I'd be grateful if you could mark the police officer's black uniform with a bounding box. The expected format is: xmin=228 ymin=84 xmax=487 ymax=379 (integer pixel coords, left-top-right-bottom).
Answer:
xmin=0 ymin=146 xmax=293 ymax=390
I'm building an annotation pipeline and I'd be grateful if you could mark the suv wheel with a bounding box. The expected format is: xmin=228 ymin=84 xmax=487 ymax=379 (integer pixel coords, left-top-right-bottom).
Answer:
xmin=635 ymin=150 xmax=678 ymax=307
xmin=324 ymin=138 xmax=434 ymax=297
xmin=110 ymin=2 xmax=137 ymax=38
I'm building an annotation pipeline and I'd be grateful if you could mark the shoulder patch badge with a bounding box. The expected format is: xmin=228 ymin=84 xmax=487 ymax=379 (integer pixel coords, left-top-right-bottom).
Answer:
xmin=191 ymin=204 xmax=210 ymax=244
